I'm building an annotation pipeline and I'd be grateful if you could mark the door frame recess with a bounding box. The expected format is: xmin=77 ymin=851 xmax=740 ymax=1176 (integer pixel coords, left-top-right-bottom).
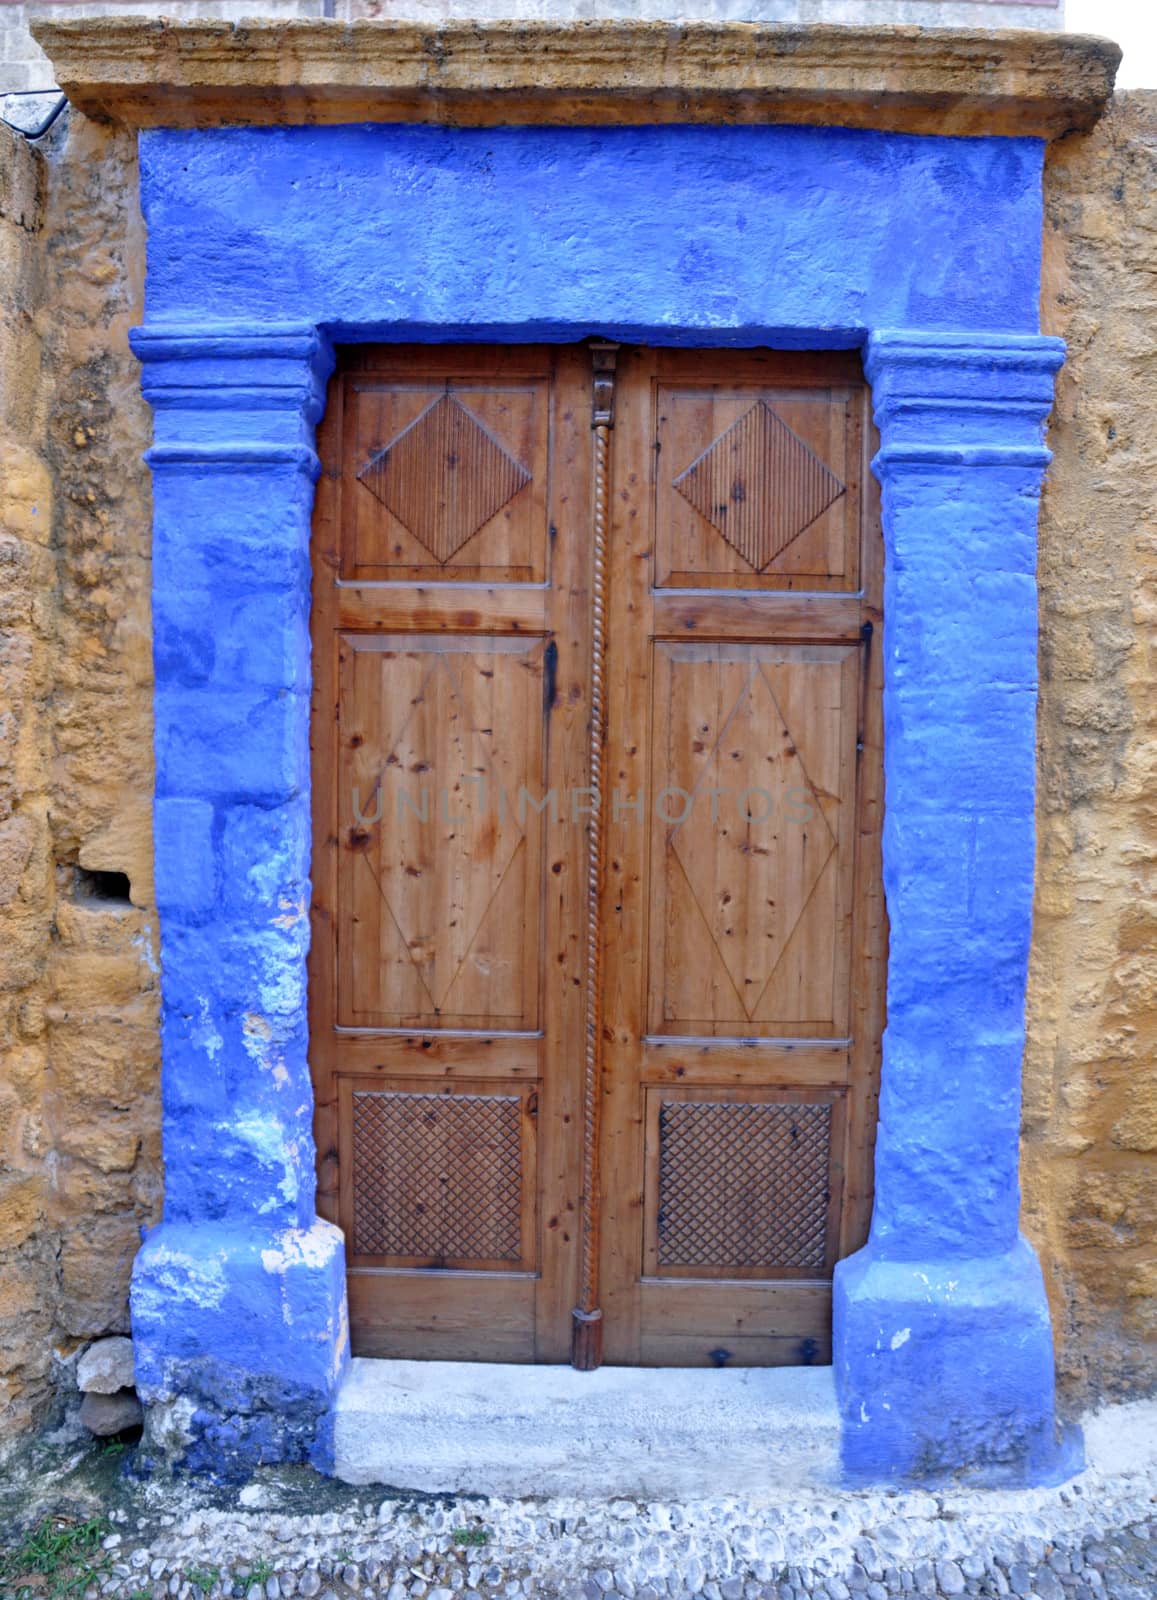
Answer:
xmin=109 ymin=78 xmax=1072 ymax=1485
xmin=307 ymin=343 xmax=886 ymax=1376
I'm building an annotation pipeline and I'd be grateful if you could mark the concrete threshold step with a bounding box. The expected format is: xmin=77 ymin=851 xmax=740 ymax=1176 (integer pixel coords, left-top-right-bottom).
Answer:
xmin=331 ymin=1357 xmax=840 ymax=1498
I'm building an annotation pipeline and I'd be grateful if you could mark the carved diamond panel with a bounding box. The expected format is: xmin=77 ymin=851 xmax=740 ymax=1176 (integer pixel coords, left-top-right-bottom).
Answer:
xmin=351 ymin=1090 xmax=523 ymax=1263
xmin=673 ymin=401 xmax=845 ymax=571
xmin=657 ymin=1098 xmax=832 ymax=1272
xmin=359 ymin=393 xmax=532 ymax=563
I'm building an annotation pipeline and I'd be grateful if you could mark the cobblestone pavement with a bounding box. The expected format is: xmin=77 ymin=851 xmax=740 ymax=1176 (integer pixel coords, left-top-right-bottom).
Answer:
xmin=2 ymin=1400 xmax=1155 ymax=1600
xmin=68 ymin=1496 xmax=1157 ymax=1600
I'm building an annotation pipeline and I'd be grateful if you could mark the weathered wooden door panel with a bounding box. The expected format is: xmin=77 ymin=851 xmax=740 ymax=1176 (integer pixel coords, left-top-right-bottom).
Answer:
xmin=345 ymin=1272 xmax=538 ymax=1365
xmin=596 ymin=348 xmax=884 ymax=1369
xmin=646 ymin=640 xmax=859 ymax=1036
xmin=336 ymin=633 xmax=546 ymax=1031
xmin=310 ymin=343 xmax=884 ymax=1367
xmin=311 ymin=346 xmax=591 ymax=1363
xmin=637 ymin=1281 xmax=834 ymax=1368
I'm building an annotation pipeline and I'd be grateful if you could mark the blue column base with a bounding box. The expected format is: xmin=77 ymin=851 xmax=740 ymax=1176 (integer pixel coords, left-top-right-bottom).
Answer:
xmin=833 ymin=1233 xmax=1079 ymax=1487
xmin=130 ymin=1219 xmax=349 ymax=1480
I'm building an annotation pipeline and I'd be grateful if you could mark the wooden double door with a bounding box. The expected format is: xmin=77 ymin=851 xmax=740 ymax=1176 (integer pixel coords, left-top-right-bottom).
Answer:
xmin=310 ymin=343 xmax=884 ymax=1367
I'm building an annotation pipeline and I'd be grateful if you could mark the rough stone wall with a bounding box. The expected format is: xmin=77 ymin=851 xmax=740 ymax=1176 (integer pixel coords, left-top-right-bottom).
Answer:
xmin=0 ymin=112 xmax=159 ymax=1450
xmin=1026 ymin=90 xmax=1157 ymax=1404
xmin=0 ymin=114 xmax=55 ymax=1447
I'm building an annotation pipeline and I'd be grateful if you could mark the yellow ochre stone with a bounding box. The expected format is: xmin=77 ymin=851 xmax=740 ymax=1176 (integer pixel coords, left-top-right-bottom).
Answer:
xmin=31 ymin=18 xmax=1120 ymax=138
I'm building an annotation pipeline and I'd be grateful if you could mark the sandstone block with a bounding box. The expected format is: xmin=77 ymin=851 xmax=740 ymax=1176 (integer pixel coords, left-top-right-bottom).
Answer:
xmin=0 ymin=813 xmax=36 ymax=907
xmin=58 ymin=1218 xmax=136 ymax=1337
xmin=55 ymin=1116 xmax=141 ymax=1175
xmin=0 ymin=1175 xmax=44 ymax=1250
xmin=1112 ymin=1082 xmax=1157 ymax=1152
xmin=0 ymin=446 xmax=52 ymax=546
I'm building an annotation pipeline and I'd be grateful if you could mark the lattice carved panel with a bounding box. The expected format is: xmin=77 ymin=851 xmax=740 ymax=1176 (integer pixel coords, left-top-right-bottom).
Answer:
xmin=653 ymin=1097 xmax=833 ymax=1276
xmin=351 ymin=1089 xmax=527 ymax=1266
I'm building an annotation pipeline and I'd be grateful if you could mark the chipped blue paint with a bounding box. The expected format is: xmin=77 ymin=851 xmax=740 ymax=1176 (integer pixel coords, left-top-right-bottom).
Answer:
xmin=129 ymin=328 xmax=349 ymax=1481
xmin=131 ymin=121 xmax=1067 ymax=1485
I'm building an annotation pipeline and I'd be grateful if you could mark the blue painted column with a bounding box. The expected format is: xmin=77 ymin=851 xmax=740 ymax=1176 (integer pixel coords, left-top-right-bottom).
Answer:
xmin=834 ymin=331 xmax=1069 ymax=1486
xmin=128 ymin=325 xmax=348 ymax=1476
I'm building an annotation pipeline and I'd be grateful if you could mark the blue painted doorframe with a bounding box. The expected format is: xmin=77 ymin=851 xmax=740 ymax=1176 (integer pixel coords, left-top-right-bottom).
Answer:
xmin=128 ymin=121 xmax=1067 ymax=1484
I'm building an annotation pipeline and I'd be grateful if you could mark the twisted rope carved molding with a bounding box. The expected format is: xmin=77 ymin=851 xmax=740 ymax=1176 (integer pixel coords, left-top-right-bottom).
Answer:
xmin=573 ymin=342 xmax=618 ymax=1372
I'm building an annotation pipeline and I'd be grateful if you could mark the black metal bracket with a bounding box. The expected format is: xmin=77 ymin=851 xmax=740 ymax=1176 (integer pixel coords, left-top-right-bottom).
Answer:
xmin=1 ymin=90 xmax=68 ymax=141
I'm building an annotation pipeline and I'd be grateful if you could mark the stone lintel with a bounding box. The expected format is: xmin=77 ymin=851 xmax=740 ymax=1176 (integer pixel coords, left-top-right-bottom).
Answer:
xmin=31 ymin=18 xmax=1119 ymax=139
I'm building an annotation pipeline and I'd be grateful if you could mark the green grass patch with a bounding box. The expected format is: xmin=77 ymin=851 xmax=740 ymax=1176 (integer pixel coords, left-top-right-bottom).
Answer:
xmin=451 ymin=1527 xmax=490 ymax=1548
xmin=0 ymin=1514 xmax=110 ymax=1600
xmin=184 ymin=1564 xmax=221 ymax=1594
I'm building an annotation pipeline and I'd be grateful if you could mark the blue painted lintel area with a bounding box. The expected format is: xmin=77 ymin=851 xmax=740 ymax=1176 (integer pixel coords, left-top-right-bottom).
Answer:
xmin=131 ymin=121 xmax=1067 ymax=1486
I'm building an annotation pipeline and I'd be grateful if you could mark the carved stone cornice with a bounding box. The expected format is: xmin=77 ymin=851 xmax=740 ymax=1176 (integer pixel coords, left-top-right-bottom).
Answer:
xmin=130 ymin=323 xmax=335 ymax=475
xmin=31 ymin=18 xmax=1118 ymax=138
xmin=866 ymin=330 xmax=1066 ymax=474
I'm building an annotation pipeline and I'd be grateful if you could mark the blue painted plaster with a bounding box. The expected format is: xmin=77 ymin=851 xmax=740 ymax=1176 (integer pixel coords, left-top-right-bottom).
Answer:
xmin=131 ymin=122 xmax=1066 ymax=1486
xmin=830 ymin=331 xmax=1069 ymax=1485
xmin=129 ymin=329 xmax=350 ymax=1478
xmin=139 ymin=124 xmax=1045 ymax=341
xmin=835 ymin=1240 xmax=1083 ymax=1487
